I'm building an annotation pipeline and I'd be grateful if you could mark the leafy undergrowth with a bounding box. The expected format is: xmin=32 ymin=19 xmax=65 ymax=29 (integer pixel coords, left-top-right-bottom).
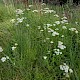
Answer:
xmin=0 ymin=3 xmax=80 ymax=80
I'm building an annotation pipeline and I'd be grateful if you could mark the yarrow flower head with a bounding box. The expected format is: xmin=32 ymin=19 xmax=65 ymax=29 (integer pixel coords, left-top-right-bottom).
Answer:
xmin=29 ymin=5 xmax=33 ymax=8
xmin=1 ymin=57 xmax=6 ymax=62
xmin=54 ymin=14 xmax=59 ymax=17
xmin=32 ymin=10 xmax=38 ymax=13
xmin=50 ymin=41 xmax=54 ymax=44
xmin=43 ymin=56 xmax=47 ymax=59
xmin=55 ymin=21 xmax=60 ymax=25
xmin=1 ymin=56 xmax=9 ymax=62
xmin=0 ymin=46 xmax=3 ymax=52
xmin=10 ymin=19 xmax=15 ymax=23
xmin=54 ymin=49 xmax=62 ymax=55
xmin=58 ymin=41 xmax=66 ymax=50
xmin=16 ymin=9 xmax=24 ymax=15
xmin=62 ymin=26 xmax=67 ymax=29
xmin=12 ymin=46 xmax=16 ymax=51
xmin=15 ymin=43 xmax=18 ymax=46
xmin=17 ymin=17 xmax=25 ymax=23
xmin=52 ymin=31 xmax=59 ymax=36
xmin=60 ymin=63 xmax=73 ymax=77
xmin=69 ymin=28 xmax=78 ymax=34
xmin=46 ymin=24 xmax=52 ymax=27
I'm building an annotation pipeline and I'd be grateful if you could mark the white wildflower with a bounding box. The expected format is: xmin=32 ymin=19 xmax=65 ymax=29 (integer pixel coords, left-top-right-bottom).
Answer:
xmin=43 ymin=56 xmax=47 ymax=59
xmin=63 ymin=20 xmax=68 ymax=23
xmin=32 ymin=10 xmax=38 ymax=13
xmin=26 ymin=24 xmax=29 ymax=27
xmin=29 ymin=5 xmax=33 ymax=8
xmin=15 ymin=43 xmax=18 ymax=46
xmin=52 ymin=31 xmax=59 ymax=36
xmin=69 ymin=28 xmax=76 ymax=31
xmin=60 ymin=63 xmax=73 ymax=77
xmin=6 ymin=56 xmax=9 ymax=59
xmin=58 ymin=44 xmax=66 ymax=50
xmin=75 ymin=22 xmax=78 ymax=25
xmin=46 ymin=24 xmax=52 ymax=27
xmin=69 ymin=28 xmax=78 ymax=34
xmin=54 ymin=14 xmax=59 ymax=17
xmin=62 ymin=26 xmax=67 ymax=29
xmin=65 ymin=73 xmax=70 ymax=78
xmin=48 ymin=28 xmax=54 ymax=33
xmin=75 ymin=30 xmax=78 ymax=34
xmin=69 ymin=69 xmax=73 ymax=73
xmin=60 ymin=63 xmax=69 ymax=73
xmin=17 ymin=17 xmax=24 ymax=23
xmin=47 ymin=51 xmax=51 ymax=54
xmin=61 ymin=35 xmax=64 ymax=38
xmin=58 ymin=41 xmax=63 ymax=45
xmin=10 ymin=19 xmax=15 ymax=23
xmin=50 ymin=41 xmax=54 ymax=44
xmin=41 ymin=3 xmax=46 ymax=6
xmin=27 ymin=8 xmax=30 ymax=11
xmin=55 ymin=21 xmax=60 ymax=25
xmin=53 ymin=24 xmax=56 ymax=26
xmin=0 ymin=46 xmax=3 ymax=52
xmin=40 ymin=30 xmax=44 ymax=32
xmin=61 ymin=20 xmax=68 ymax=24
xmin=38 ymin=26 xmax=41 ymax=29
xmin=16 ymin=9 xmax=24 ymax=15
xmin=12 ymin=46 xmax=16 ymax=51
xmin=55 ymin=28 xmax=59 ymax=30
xmin=43 ymin=39 xmax=46 ymax=42
xmin=58 ymin=41 xmax=66 ymax=50
xmin=44 ymin=8 xmax=49 ymax=10
xmin=1 ymin=57 xmax=6 ymax=62
xmin=61 ymin=16 xmax=67 ymax=20
xmin=44 ymin=10 xmax=55 ymax=14
xmin=54 ymin=49 xmax=62 ymax=55
xmin=46 ymin=38 xmax=50 ymax=40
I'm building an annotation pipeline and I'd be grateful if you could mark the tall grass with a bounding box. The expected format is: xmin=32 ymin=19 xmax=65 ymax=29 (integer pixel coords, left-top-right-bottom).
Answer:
xmin=0 ymin=3 xmax=80 ymax=80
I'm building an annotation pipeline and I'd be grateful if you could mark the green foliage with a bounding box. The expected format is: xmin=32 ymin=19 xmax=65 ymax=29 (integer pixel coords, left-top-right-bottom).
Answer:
xmin=0 ymin=3 xmax=80 ymax=80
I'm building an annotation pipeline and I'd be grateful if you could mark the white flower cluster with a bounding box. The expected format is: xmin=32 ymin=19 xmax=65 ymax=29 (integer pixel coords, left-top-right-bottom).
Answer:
xmin=41 ymin=3 xmax=46 ymax=6
xmin=54 ymin=49 xmax=62 ymax=55
xmin=44 ymin=10 xmax=56 ymax=14
xmin=46 ymin=24 xmax=52 ymax=27
xmin=0 ymin=46 xmax=3 ymax=52
xmin=58 ymin=41 xmax=66 ymax=50
xmin=10 ymin=19 xmax=15 ymax=23
xmin=1 ymin=56 xmax=9 ymax=62
xmin=37 ymin=26 xmax=41 ymax=29
xmin=32 ymin=10 xmax=38 ymax=13
xmin=61 ymin=16 xmax=68 ymax=24
xmin=54 ymin=14 xmax=59 ymax=17
xmin=54 ymin=21 xmax=60 ymax=25
xmin=60 ymin=63 xmax=73 ymax=77
xmin=50 ymin=41 xmax=54 ymax=44
xmin=12 ymin=43 xmax=18 ymax=51
xmin=41 ymin=8 xmax=56 ymax=14
xmin=52 ymin=31 xmax=59 ymax=36
xmin=16 ymin=9 xmax=24 ymax=15
xmin=47 ymin=28 xmax=59 ymax=36
xmin=61 ymin=16 xmax=67 ymax=20
xmin=62 ymin=26 xmax=67 ymax=29
xmin=69 ymin=28 xmax=78 ymax=34
xmin=16 ymin=17 xmax=25 ymax=23
xmin=29 ymin=5 xmax=33 ymax=8
xmin=43 ymin=56 xmax=47 ymax=59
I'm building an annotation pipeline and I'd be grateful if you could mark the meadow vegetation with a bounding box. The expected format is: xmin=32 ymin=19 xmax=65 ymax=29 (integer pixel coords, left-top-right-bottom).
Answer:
xmin=0 ymin=2 xmax=80 ymax=80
